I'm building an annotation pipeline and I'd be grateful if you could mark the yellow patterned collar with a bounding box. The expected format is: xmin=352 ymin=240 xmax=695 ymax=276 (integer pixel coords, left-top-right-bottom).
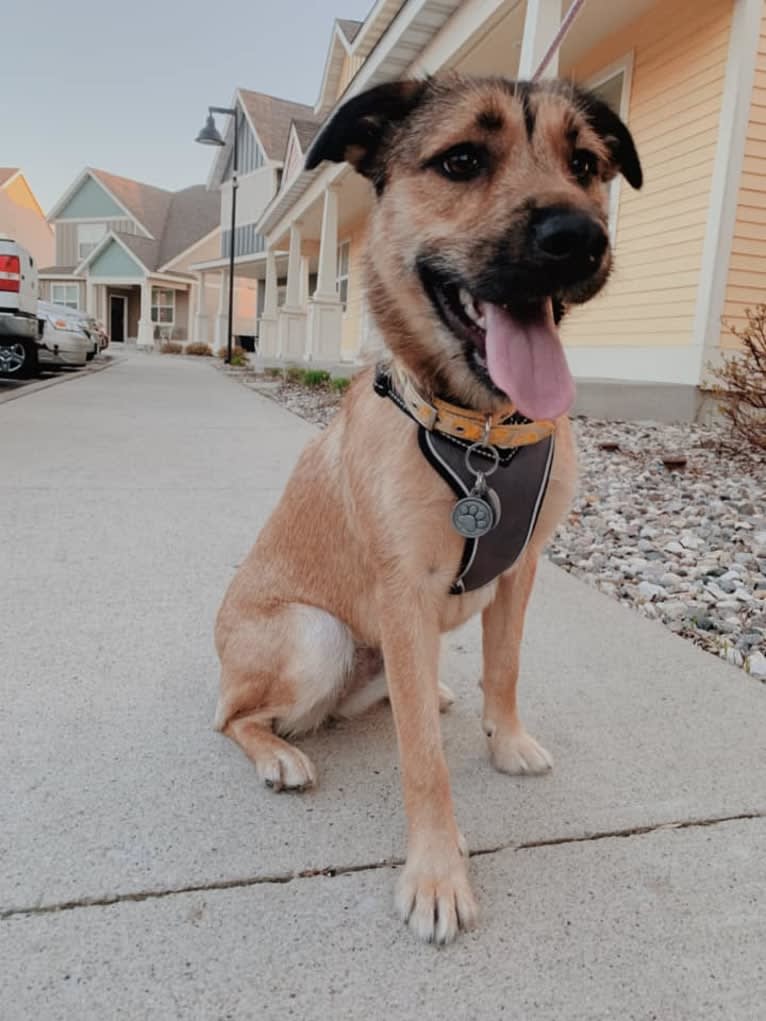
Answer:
xmin=374 ymin=365 xmax=556 ymax=448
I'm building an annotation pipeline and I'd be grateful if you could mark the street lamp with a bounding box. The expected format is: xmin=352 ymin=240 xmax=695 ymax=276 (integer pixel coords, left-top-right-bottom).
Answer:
xmin=195 ymin=105 xmax=238 ymax=365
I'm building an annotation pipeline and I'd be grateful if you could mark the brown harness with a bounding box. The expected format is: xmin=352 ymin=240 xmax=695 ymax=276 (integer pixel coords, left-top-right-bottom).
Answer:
xmin=374 ymin=365 xmax=555 ymax=594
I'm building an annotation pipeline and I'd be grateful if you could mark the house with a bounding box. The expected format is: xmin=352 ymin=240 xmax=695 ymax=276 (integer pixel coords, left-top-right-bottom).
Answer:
xmin=39 ymin=168 xmax=222 ymax=346
xmin=190 ymin=89 xmax=319 ymax=348
xmin=0 ymin=168 xmax=54 ymax=267
xmin=246 ymin=0 xmax=765 ymax=420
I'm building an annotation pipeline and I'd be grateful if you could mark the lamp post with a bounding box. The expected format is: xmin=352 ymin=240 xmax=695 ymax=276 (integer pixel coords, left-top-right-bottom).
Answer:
xmin=195 ymin=105 xmax=238 ymax=364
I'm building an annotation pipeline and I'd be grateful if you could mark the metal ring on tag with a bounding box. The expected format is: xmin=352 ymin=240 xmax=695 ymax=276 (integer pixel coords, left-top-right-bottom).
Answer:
xmin=465 ymin=441 xmax=500 ymax=478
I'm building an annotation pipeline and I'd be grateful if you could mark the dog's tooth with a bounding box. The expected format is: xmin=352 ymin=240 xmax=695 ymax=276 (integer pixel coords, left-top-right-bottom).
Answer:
xmin=476 ymin=315 xmax=486 ymax=330
xmin=459 ymin=288 xmax=473 ymax=310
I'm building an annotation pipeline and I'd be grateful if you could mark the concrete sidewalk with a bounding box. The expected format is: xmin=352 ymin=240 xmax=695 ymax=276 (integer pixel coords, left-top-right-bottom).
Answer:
xmin=1 ymin=349 xmax=764 ymax=1020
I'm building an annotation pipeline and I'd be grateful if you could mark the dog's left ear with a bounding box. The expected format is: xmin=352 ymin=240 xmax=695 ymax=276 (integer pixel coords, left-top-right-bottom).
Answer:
xmin=305 ymin=80 xmax=427 ymax=189
xmin=577 ymin=89 xmax=643 ymax=190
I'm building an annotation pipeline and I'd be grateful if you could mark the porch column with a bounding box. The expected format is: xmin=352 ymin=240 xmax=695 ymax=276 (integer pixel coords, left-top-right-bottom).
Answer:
xmin=137 ymin=280 xmax=154 ymax=349
xmin=215 ymin=269 xmax=229 ymax=349
xmin=518 ymin=0 xmax=564 ymax=79
xmin=258 ymin=249 xmax=279 ymax=357
xmin=194 ymin=270 xmax=209 ymax=343
xmin=284 ymin=222 xmax=303 ymax=309
xmin=306 ymin=186 xmax=343 ymax=363
xmin=314 ymin=186 xmax=340 ymax=300
xmin=278 ymin=221 xmax=308 ymax=360
xmin=86 ymin=279 xmax=97 ymax=316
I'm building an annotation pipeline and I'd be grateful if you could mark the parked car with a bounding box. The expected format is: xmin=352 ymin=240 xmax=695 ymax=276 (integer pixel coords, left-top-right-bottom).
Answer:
xmin=37 ymin=301 xmax=92 ymax=369
xmin=0 ymin=237 xmax=41 ymax=378
xmin=78 ymin=314 xmax=109 ymax=356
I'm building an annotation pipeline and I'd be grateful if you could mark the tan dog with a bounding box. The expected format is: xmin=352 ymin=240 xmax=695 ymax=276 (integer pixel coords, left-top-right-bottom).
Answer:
xmin=215 ymin=75 xmax=642 ymax=944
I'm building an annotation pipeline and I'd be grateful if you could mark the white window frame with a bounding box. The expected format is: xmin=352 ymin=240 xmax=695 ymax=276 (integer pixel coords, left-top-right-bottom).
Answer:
xmin=336 ymin=240 xmax=350 ymax=311
xmin=77 ymin=222 xmax=107 ymax=261
xmin=586 ymin=52 xmax=634 ymax=244
xmin=51 ymin=283 xmax=80 ymax=309
xmin=151 ymin=286 xmax=175 ymax=326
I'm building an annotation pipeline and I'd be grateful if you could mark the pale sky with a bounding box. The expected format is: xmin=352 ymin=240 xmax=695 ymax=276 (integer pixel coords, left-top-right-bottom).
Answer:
xmin=2 ymin=0 xmax=372 ymax=213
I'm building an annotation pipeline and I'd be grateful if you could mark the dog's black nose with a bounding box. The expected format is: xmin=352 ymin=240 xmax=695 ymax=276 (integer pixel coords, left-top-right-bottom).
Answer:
xmin=531 ymin=207 xmax=608 ymax=274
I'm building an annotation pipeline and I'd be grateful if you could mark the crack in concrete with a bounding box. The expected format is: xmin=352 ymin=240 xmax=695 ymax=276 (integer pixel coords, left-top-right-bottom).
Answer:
xmin=2 ymin=810 xmax=762 ymax=922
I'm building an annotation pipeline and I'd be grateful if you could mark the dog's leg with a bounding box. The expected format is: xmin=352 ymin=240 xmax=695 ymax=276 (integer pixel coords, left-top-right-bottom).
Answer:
xmin=481 ymin=552 xmax=553 ymax=775
xmin=221 ymin=708 xmax=317 ymax=792
xmin=379 ymin=586 xmax=477 ymax=944
xmin=215 ymin=605 xmax=355 ymax=790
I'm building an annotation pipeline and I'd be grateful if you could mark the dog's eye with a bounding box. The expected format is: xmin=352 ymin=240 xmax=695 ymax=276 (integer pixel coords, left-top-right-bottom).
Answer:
xmin=570 ymin=149 xmax=599 ymax=185
xmin=435 ymin=146 xmax=486 ymax=182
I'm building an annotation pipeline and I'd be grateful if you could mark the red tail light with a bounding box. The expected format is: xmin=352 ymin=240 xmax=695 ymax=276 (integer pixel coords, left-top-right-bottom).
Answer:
xmin=0 ymin=254 xmax=21 ymax=293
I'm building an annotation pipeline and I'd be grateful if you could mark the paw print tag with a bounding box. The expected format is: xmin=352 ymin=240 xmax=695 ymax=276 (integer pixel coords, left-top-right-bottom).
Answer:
xmin=451 ymin=435 xmax=502 ymax=540
xmin=452 ymin=491 xmax=499 ymax=538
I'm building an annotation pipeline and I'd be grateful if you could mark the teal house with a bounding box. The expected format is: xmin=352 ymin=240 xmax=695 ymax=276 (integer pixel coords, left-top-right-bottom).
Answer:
xmin=40 ymin=168 xmax=220 ymax=346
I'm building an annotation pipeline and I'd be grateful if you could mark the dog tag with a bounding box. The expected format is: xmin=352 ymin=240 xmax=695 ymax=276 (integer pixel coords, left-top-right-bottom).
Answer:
xmin=451 ymin=476 xmax=501 ymax=539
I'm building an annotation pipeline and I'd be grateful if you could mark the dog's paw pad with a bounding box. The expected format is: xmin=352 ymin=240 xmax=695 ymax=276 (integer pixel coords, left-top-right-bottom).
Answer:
xmin=258 ymin=746 xmax=317 ymax=792
xmin=489 ymin=729 xmax=553 ymax=776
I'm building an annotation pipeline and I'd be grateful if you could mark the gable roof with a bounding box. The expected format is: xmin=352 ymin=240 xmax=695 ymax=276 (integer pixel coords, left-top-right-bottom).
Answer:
xmin=238 ymin=90 xmax=315 ymax=161
xmin=337 ymin=18 xmax=363 ymax=43
xmin=88 ymin=168 xmax=173 ymax=240
xmin=291 ymin=118 xmax=321 ymax=151
xmin=0 ymin=168 xmax=20 ymax=188
xmin=158 ymin=185 xmax=219 ymax=267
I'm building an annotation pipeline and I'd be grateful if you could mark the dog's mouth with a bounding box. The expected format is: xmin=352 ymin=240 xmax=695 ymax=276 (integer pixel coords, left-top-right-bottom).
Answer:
xmin=420 ymin=267 xmax=575 ymax=421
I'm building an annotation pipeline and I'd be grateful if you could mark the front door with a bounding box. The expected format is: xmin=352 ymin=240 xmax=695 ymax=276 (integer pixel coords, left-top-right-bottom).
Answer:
xmin=110 ymin=295 xmax=126 ymax=342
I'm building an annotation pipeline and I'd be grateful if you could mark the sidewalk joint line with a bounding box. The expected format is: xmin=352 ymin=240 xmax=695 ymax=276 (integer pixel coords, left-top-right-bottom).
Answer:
xmin=2 ymin=810 xmax=762 ymax=922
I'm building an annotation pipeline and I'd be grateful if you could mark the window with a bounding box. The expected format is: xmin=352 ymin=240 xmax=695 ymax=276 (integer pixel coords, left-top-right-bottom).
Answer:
xmin=151 ymin=287 xmax=175 ymax=324
xmin=336 ymin=241 xmax=350 ymax=310
xmin=587 ymin=55 xmax=633 ymax=242
xmin=77 ymin=223 xmax=106 ymax=261
xmin=277 ymin=285 xmax=287 ymax=308
xmin=51 ymin=283 xmax=79 ymax=309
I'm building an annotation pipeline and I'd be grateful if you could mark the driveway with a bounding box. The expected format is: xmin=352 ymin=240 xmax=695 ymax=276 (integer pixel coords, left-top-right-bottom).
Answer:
xmin=1 ymin=349 xmax=764 ymax=1020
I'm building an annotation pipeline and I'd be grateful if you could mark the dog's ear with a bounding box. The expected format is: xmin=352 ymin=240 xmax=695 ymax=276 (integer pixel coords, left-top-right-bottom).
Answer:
xmin=577 ymin=89 xmax=643 ymax=190
xmin=305 ymin=81 xmax=427 ymax=189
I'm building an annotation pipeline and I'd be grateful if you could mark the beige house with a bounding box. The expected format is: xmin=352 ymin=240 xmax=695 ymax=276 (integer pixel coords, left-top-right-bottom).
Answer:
xmin=40 ymin=169 xmax=221 ymax=346
xmin=191 ymin=89 xmax=319 ymax=347
xmin=246 ymin=0 xmax=764 ymax=417
xmin=0 ymin=168 xmax=54 ymax=268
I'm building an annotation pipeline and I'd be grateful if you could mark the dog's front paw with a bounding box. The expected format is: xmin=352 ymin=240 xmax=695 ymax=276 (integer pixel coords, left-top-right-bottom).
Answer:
xmin=395 ymin=842 xmax=478 ymax=944
xmin=488 ymin=727 xmax=553 ymax=775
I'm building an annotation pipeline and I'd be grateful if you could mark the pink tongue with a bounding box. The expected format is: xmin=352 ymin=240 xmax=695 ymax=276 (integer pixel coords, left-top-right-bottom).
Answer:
xmin=483 ymin=298 xmax=575 ymax=420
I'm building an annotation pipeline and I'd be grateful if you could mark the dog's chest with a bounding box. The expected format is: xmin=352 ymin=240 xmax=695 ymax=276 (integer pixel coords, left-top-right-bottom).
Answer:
xmin=419 ymin=428 xmax=555 ymax=595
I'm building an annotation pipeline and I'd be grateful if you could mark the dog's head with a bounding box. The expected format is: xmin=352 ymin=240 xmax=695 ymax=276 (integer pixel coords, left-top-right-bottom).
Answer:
xmin=307 ymin=75 xmax=642 ymax=418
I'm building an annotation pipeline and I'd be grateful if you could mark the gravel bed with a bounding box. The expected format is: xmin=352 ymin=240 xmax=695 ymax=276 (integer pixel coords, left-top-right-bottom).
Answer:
xmin=232 ymin=366 xmax=766 ymax=681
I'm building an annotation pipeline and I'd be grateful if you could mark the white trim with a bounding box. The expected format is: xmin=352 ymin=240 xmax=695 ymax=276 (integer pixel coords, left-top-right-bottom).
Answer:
xmin=585 ymin=51 xmax=635 ymax=245
xmin=691 ymin=0 xmax=762 ymax=377
xmin=150 ymin=285 xmax=176 ymax=327
xmin=38 ymin=273 xmax=81 ymax=281
xmin=108 ymin=293 xmax=129 ymax=342
xmin=314 ymin=23 xmax=352 ymax=118
xmin=75 ymin=231 xmax=150 ymax=276
xmin=50 ymin=282 xmax=80 ymax=309
xmin=47 ymin=169 xmax=153 ymax=238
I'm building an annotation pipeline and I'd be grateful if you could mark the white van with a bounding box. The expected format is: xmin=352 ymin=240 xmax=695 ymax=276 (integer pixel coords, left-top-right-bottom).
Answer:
xmin=0 ymin=237 xmax=42 ymax=377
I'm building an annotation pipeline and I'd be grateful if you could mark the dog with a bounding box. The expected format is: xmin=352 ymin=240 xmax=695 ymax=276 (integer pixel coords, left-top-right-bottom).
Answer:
xmin=214 ymin=74 xmax=642 ymax=944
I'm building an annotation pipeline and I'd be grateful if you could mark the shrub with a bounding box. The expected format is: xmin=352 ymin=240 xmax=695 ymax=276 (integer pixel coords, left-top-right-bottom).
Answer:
xmin=284 ymin=365 xmax=304 ymax=383
xmin=302 ymin=369 xmax=332 ymax=388
xmin=331 ymin=376 xmax=351 ymax=393
xmin=216 ymin=345 xmax=249 ymax=366
xmin=710 ymin=304 xmax=766 ymax=450
xmin=185 ymin=342 xmax=213 ymax=357
xmin=161 ymin=341 xmax=183 ymax=355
